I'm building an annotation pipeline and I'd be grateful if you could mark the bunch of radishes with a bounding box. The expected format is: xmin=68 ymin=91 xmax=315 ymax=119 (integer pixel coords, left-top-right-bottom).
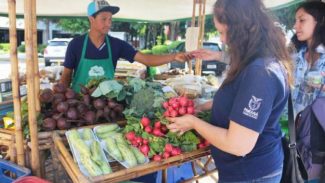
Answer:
xmin=152 ymin=143 xmax=182 ymax=161
xmin=141 ymin=117 xmax=168 ymax=137
xmin=162 ymin=96 xmax=195 ymax=117
xmin=125 ymin=131 xmax=150 ymax=156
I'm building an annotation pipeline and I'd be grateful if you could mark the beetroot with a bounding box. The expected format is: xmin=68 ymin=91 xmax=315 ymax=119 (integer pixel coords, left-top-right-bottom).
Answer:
xmin=66 ymin=107 xmax=78 ymax=120
xmin=79 ymin=85 xmax=89 ymax=95
xmin=96 ymin=109 xmax=104 ymax=121
xmin=42 ymin=118 xmax=56 ymax=131
xmin=40 ymin=89 xmax=54 ymax=103
xmin=113 ymin=104 xmax=124 ymax=114
xmin=93 ymin=98 xmax=105 ymax=110
xmin=53 ymin=93 xmax=66 ymax=102
xmin=57 ymin=118 xmax=70 ymax=130
xmin=83 ymin=95 xmax=91 ymax=106
xmin=109 ymin=110 xmax=117 ymax=120
xmin=140 ymin=117 xmax=150 ymax=127
xmin=57 ymin=102 xmax=69 ymax=113
xmin=52 ymin=113 xmax=64 ymax=121
xmin=84 ymin=111 xmax=96 ymax=124
xmin=77 ymin=103 xmax=88 ymax=114
xmin=107 ymin=100 xmax=117 ymax=108
xmin=53 ymin=83 xmax=67 ymax=93
xmin=67 ymin=99 xmax=79 ymax=107
xmin=65 ymin=88 xmax=76 ymax=99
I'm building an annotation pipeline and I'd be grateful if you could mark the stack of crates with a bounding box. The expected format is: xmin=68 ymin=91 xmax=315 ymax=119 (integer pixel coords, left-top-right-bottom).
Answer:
xmin=0 ymin=159 xmax=31 ymax=183
xmin=0 ymin=79 xmax=12 ymax=103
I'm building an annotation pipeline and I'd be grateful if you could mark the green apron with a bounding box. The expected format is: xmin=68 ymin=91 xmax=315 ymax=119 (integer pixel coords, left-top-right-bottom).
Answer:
xmin=71 ymin=34 xmax=115 ymax=92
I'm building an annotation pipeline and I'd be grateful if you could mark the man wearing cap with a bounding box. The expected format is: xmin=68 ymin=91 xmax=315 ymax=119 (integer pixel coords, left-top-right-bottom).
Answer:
xmin=61 ymin=0 xmax=192 ymax=92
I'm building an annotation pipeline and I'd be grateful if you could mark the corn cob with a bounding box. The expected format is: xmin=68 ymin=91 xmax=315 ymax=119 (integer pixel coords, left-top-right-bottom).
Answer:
xmin=117 ymin=144 xmax=138 ymax=167
xmin=130 ymin=146 xmax=146 ymax=164
xmin=90 ymin=141 xmax=102 ymax=164
xmin=96 ymin=124 xmax=119 ymax=134
xmin=96 ymin=131 xmax=118 ymax=139
xmin=80 ymin=156 xmax=102 ymax=176
xmin=97 ymin=162 xmax=112 ymax=174
xmin=81 ymin=128 xmax=94 ymax=141
xmin=104 ymin=138 xmax=123 ymax=161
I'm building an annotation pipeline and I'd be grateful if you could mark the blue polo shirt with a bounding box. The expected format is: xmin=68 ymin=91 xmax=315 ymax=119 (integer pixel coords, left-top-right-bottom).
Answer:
xmin=64 ymin=34 xmax=137 ymax=70
xmin=210 ymin=58 xmax=287 ymax=181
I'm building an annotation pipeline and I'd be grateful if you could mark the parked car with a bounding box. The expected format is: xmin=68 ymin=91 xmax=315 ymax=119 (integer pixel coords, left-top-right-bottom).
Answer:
xmin=170 ymin=42 xmax=227 ymax=76
xmin=43 ymin=38 xmax=72 ymax=66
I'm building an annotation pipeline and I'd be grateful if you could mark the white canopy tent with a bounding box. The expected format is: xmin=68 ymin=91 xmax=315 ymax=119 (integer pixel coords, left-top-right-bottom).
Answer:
xmin=0 ymin=0 xmax=302 ymax=22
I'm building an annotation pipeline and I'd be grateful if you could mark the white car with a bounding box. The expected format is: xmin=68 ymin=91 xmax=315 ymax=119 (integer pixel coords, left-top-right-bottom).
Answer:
xmin=43 ymin=38 xmax=72 ymax=66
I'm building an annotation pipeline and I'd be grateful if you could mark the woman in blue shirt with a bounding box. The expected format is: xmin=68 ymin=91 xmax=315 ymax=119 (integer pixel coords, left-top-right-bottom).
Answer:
xmin=292 ymin=1 xmax=325 ymax=116
xmin=167 ymin=0 xmax=293 ymax=182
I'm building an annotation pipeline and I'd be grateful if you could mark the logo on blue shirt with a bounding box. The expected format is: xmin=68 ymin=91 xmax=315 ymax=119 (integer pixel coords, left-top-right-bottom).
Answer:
xmin=243 ymin=96 xmax=262 ymax=119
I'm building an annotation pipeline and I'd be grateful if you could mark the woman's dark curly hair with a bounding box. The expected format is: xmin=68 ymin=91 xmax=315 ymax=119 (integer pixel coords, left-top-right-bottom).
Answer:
xmin=295 ymin=1 xmax=325 ymax=65
xmin=214 ymin=0 xmax=293 ymax=86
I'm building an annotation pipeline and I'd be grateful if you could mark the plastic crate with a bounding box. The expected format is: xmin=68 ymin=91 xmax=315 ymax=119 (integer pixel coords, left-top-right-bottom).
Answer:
xmin=13 ymin=176 xmax=51 ymax=183
xmin=0 ymin=159 xmax=31 ymax=183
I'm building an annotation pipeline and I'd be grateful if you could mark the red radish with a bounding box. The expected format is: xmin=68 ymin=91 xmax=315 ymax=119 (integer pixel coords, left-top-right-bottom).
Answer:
xmin=136 ymin=136 xmax=143 ymax=145
xmin=164 ymin=111 xmax=170 ymax=117
xmin=140 ymin=145 xmax=150 ymax=156
xmin=204 ymin=140 xmax=210 ymax=146
xmin=168 ymin=98 xmax=177 ymax=105
xmin=164 ymin=144 xmax=173 ymax=152
xmin=168 ymin=106 xmax=174 ymax=112
xmin=125 ymin=131 xmax=136 ymax=141
xmin=131 ymin=140 xmax=138 ymax=146
xmin=178 ymin=107 xmax=187 ymax=115
xmin=188 ymin=100 xmax=194 ymax=107
xmin=187 ymin=106 xmax=195 ymax=114
xmin=154 ymin=121 xmax=161 ymax=128
xmin=179 ymin=97 xmax=188 ymax=107
xmin=143 ymin=139 xmax=149 ymax=145
xmin=198 ymin=143 xmax=205 ymax=149
xmin=170 ymin=110 xmax=178 ymax=117
xmin=171 ymin=102 xmax=180 ymax=109
xmin=163 ymin=151 xmax=170 ymax=159
xmin=141 ymin=117 xmax=150 ymax=127
xmin=162 ymin=102 xmax=169 ymax=109
xmin=152 ymin=128 xmax=164 ymax=137
xmin=171 ymin=148 xmax=179 ymax=156
xmin=144 ymin=126 xmax=152 ymax=133
xmin=175 ymin=147 xmax=182 ymax=155
xmin=160 ymin=125 xmax=168 ymax=133
xmin=153 ymin=155 xmax=162 ymax=161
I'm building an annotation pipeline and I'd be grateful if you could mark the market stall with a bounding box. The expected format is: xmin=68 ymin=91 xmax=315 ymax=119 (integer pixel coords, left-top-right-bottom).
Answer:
xmin=1 ymin=0 xmax=303 ymax=182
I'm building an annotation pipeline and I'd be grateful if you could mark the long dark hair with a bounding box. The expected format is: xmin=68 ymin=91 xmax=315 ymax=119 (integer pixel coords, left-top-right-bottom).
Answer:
xmin=214 ymin=0 xmax=293 ymax=86
xmin=295 ymin=1 xmax=325 ymax=65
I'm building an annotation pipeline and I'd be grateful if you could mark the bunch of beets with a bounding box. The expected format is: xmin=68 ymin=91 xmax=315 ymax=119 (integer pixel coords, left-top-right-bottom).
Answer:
xmin=40 ymin=83 xmax=124 ymax=131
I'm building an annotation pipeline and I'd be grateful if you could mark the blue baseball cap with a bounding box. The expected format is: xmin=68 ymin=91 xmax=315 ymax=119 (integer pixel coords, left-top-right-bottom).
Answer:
xmin=87 ymin=0 xmax=120 ymax=16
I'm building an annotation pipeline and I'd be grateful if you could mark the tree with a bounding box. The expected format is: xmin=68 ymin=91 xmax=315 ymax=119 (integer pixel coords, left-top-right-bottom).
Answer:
xmin=57 ymin=18 xmax=89 ymax=34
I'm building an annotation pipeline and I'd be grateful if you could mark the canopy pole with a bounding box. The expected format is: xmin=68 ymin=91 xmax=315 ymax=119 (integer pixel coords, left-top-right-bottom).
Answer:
xmin=24 ymin=0 xmax=41 ymax=176
xmin=195 ymin=0 xmax=206 ymax=75
xmin=32 ymin=0 xmax=40 ymax=112
xmin=188 ymin=0 xmax=197 ymax=74
xmin=8 ymin=0 xmax=25 ymax=167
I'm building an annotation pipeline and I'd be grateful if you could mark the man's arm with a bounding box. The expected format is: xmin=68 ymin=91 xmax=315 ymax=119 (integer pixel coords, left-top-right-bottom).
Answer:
xmin=134 ymin=52 xmax=192 ymax=66
xmin=60 ymin=68 xmax=73 ymax=88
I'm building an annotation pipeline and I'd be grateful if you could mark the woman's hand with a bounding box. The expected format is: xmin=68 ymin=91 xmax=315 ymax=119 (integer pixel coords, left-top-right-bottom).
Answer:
xmin=190 ymin=49 xmax=222 ymax=61
xmin=195 ymin=100 xmax=213 ymax=113
xmin=166 ymin=114 xmax=196 ymax=134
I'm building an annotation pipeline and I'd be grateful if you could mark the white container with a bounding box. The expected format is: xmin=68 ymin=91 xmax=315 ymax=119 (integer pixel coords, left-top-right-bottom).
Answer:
xmin=306 ymin=71 xmax=323 ymax=85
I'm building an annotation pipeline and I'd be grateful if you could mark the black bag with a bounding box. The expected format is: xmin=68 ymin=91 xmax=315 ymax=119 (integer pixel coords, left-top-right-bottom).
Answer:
xmin=280 ymin=93 xmax=308 ymax=183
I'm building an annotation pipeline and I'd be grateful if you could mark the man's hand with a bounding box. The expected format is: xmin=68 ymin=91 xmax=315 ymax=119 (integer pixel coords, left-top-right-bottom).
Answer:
xmin=190 ymin=49 xmax=222 ymax=61
xmin=174 ymin=52 xmax=194 ymax=63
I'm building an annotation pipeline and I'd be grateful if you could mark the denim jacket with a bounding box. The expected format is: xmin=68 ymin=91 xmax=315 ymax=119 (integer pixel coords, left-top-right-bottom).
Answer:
xmin=292 ymin=44 xmax=325 ymax=114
